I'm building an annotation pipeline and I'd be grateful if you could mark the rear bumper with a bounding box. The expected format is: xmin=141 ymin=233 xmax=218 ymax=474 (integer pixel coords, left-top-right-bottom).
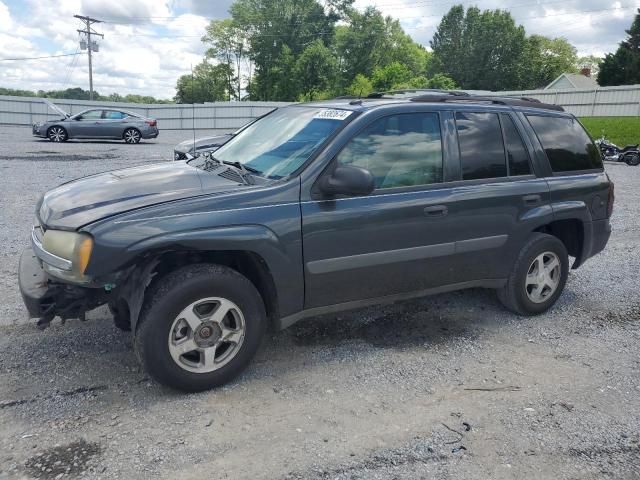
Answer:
xmin=142 ymin=128 xmax=159 ymax=139
xmin=576 ymin=218 xmax=611 ymax=268
xmin=588 ymin=218 xmax=612 ymax=257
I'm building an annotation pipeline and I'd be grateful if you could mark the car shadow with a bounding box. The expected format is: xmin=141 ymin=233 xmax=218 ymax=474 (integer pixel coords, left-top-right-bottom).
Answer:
xmin=0 ymin=289 xmax=514 ymax=410
xmin=33 ymin=139 xmax=156 ymax=145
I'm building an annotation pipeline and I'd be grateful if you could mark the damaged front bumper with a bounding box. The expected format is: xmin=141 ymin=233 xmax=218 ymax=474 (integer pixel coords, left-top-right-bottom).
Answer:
xmin=18 ymin=248 xmax=106 ymax=328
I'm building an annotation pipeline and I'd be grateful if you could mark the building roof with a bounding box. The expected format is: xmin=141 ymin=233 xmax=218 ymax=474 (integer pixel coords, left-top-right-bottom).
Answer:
xmin=544 ymin=73 xmax=599 ymax=90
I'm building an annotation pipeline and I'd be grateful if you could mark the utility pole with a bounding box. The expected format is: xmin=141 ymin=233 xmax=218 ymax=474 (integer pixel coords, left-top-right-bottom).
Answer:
xmin=74 ymin=15 xmax=103 ymax=101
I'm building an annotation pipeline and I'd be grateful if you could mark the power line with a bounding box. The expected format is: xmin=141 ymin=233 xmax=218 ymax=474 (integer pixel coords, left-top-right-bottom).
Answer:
xmin=61 ymin=47 xmax=81 ymax=90
xmin=0 ymin=52 xmax=81 ymax=61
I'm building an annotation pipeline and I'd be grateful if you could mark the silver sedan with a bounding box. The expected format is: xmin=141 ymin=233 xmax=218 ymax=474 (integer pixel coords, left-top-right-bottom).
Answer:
xmin=32 ymin=104 xmax=159 ymax=144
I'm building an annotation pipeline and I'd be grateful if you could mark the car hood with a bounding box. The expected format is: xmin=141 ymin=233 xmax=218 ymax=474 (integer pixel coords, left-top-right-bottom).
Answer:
xmin=43 ymin=99 xmax=70 ymax=118
xmin=175 ymin=134 xmax=232 ymax=153
xmin=38 ymin=161 xmax=248 ymax=230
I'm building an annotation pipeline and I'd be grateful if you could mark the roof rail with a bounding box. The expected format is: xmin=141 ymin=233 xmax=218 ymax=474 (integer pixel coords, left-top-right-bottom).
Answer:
xmin=410 ymin=94 xmax=564 ymax=112
xmin=367 ymin=89 xmax=471 ymax=99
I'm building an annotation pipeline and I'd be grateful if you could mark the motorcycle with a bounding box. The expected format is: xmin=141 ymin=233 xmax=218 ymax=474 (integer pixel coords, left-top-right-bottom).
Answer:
xmin=595 ymin=133 xmax=640 ymax=166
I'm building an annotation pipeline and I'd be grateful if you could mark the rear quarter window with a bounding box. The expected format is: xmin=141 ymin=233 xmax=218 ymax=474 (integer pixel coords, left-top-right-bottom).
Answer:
xmin=526 ymin=115 xmax=602 ymax=172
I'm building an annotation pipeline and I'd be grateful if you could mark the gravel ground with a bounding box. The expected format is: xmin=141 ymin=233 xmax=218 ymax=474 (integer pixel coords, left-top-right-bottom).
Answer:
xmin=0 ymin=126 xmax=639 ymax=480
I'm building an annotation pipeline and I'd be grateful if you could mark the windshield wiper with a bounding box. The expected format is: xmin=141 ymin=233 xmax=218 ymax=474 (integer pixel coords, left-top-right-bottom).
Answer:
xmin=222 ymin=160 xmax=262 ymax=175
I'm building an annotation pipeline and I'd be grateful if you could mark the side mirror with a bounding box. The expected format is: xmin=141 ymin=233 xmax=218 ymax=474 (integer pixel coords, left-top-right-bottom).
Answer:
xmin=319 ymin=165 xmax=375 ymax=197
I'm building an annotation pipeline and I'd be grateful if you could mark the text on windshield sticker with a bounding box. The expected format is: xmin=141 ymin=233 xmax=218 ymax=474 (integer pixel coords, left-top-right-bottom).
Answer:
xmin=314 ymin=109 xmax=352 ymax=121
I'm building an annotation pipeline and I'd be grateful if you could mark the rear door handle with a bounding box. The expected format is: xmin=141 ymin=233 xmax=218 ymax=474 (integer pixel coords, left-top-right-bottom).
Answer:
xmin=523 ymin=194 xmax=542 ymax=206
xmin=423 ymin=205 xmax=448 ymax=217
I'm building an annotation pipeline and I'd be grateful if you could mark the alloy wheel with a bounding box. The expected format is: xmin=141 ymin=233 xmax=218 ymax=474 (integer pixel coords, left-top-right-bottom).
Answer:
xmin=48 ymin=127 xmax=66 ymax=142
xmin=124 ymin=129 xmax=141 ymax=144
xmin=525 ymin=251 xmax=561 ymax=303
xmin=167 ymin=297 xmax=246 ymax=373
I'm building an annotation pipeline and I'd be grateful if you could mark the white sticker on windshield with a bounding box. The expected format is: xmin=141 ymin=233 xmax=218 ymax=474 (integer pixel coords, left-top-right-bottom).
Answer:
xmin=313 ymin=109 xmax=352 ymax=121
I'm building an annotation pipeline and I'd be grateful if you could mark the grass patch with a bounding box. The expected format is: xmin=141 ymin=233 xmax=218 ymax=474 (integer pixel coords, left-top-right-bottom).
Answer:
xmin=580 ymin=117 xmax=640 ymax=147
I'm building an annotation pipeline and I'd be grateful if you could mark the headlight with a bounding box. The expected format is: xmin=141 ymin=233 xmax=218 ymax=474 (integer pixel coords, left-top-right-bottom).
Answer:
xmin=41 ymin=230 xmax=94 ymax=283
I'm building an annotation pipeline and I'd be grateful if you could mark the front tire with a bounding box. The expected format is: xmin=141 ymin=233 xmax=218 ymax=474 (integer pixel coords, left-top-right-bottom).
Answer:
xmin=134 ymin=264 xmax=267 ymax=392
xmin=123 ymin=128 xmax=141 ymax=144
xmin=498 ymin=233 xmax=569 ymax=316
xmin=47 ymin=126 xmax=67 ymax=142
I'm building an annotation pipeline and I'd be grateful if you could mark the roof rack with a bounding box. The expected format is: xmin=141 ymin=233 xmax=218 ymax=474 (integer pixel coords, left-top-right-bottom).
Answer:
xmin=409 ymin=94 xmax=564 ymax=112
xmin=366 ymin=89 xmax=470 ymax=99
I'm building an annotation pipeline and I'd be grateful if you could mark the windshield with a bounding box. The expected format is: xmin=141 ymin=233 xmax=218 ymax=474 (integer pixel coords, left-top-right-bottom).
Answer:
xmin=212 ymin=106 xmax=354 ymax=179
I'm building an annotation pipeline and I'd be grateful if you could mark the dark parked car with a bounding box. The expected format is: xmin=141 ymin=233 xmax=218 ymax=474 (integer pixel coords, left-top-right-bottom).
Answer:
xmin=173 ymin=133 xmax=234 ymax=161
xmin=33 ymin=100 xmax=159 ymax=143
xmin=173 ymin=113 xmax=273 ymax=160
xmin=19 ymin=92 xmax=613 ymax=391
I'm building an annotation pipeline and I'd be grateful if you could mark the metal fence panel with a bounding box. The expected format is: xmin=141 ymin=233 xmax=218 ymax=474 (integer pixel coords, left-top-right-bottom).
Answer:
xmin=0 ymin=95 xmax=290 ymax=130
xmin=484 ymin=84 xmax=640 ymax=117
xmin=2 ymin=86 xmax=639 ymax=129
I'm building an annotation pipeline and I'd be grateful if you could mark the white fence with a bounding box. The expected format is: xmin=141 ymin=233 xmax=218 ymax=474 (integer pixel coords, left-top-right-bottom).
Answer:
xmin=0 ymin=95 xmax=289 ymax=130
xmin=1 ymin=84 xmax=639 ymax=129
xmin=484 ymin=84 xmax=640 ymax=117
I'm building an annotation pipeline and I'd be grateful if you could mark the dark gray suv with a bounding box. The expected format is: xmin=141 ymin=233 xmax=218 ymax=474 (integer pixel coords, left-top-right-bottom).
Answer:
xmin=19 ymin=92 xmax=613 ymax=391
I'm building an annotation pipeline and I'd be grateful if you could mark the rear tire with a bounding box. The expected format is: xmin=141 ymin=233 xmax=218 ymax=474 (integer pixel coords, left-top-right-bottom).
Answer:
xmin=134 ymin=264 xmax=267 ymax=392
xmin=624 ymin=153 xmax=640 ymax=166
xmin=498 ymin=233 xmax=569 ymax=316
xmin=123 ymin=128 xmax=141 ymax=144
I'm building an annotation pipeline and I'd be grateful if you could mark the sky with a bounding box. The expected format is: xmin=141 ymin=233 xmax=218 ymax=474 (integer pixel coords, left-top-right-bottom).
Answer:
xmin=0 ymin=0 xmax=638 ymax=99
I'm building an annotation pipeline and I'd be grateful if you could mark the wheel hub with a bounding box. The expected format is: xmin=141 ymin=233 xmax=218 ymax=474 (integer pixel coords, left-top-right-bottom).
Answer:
xmin=194 ymin=322 xmax=222 ymax=348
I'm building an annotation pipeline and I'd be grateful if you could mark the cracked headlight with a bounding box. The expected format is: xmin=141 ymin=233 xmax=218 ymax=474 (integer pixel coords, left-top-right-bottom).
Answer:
xmin=41 ymin=230 xmax=93 ymax=283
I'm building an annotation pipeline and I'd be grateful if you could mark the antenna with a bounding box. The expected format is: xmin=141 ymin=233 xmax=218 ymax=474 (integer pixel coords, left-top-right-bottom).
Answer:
xmin=191 ymin=64 xmax=196 ymax=155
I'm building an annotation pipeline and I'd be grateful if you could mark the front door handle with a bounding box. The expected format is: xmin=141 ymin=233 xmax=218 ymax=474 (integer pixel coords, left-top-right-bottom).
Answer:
xmin=523 ymin=194 xmax=542 ymax=206
xmin=423 ymin=205 xmax=448 ymax=217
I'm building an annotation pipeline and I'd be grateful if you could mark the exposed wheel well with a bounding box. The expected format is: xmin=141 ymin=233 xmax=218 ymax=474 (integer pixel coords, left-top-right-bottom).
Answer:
xmin=534 ymin=219 xmax=584 ymax=268
xmin=125 ymin=250 xmax=279 ymax=331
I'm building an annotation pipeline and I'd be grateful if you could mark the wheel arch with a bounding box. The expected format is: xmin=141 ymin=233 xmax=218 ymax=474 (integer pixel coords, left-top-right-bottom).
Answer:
xmin=534 ymin=218 xmax=585 ymax=268
xmin=118 ymin=248 xmax=282 ymax=334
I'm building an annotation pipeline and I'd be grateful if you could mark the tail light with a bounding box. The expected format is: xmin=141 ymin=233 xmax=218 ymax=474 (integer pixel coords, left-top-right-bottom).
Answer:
xmin=607 ymin=180 xmax=615 ymax=217
xmin=146 ymin=120 xmax=157 ymax=127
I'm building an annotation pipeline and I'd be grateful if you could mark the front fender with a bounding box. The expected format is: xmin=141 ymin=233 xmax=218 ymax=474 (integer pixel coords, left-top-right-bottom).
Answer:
xmin=87 ymin=218 xmax=304 ymax=318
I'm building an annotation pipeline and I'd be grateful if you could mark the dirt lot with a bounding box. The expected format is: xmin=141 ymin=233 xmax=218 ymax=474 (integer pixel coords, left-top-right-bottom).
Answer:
xmin=0 ymin=126 xmax=639 ymax=480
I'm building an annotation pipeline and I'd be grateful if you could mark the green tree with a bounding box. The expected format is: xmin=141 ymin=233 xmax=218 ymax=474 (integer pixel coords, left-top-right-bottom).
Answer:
xmin=294 ymin=39 xmax=338 ymax=100
xmin=430 ymin=5 xmax=528 ymax=90
xmin=598 ymin=9 xmax=640 ymax=86
xmin=525 ymin=35 xmax=578 ymax=88
xmin=174 ymin=62 xmax=232 ymax=103
xmin=370 ymin=61 xmax=412 ymax=91
xmin=335 ymin=7 xmax=428 ymax=89
xmin=426 ymin=73 xmax=458 ymax=90
xmin=346 ymin=74 xmax=373 ymax=97
xmin=202 ymin=18 xmax=248 ymax=100
xmin=231 ymin=0 xmax=342 ymax=100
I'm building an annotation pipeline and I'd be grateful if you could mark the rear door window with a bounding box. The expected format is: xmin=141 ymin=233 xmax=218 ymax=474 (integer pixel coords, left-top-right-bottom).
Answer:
xmin=455 ymin=112 xmax=507 ymax=180
xmin=500 ymin=114 xmax=531 ymax=176
xmin=526 ymin=115 xmax=602 ymax=172
xmin=104 ymin=111 xmax=126 ymax=119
